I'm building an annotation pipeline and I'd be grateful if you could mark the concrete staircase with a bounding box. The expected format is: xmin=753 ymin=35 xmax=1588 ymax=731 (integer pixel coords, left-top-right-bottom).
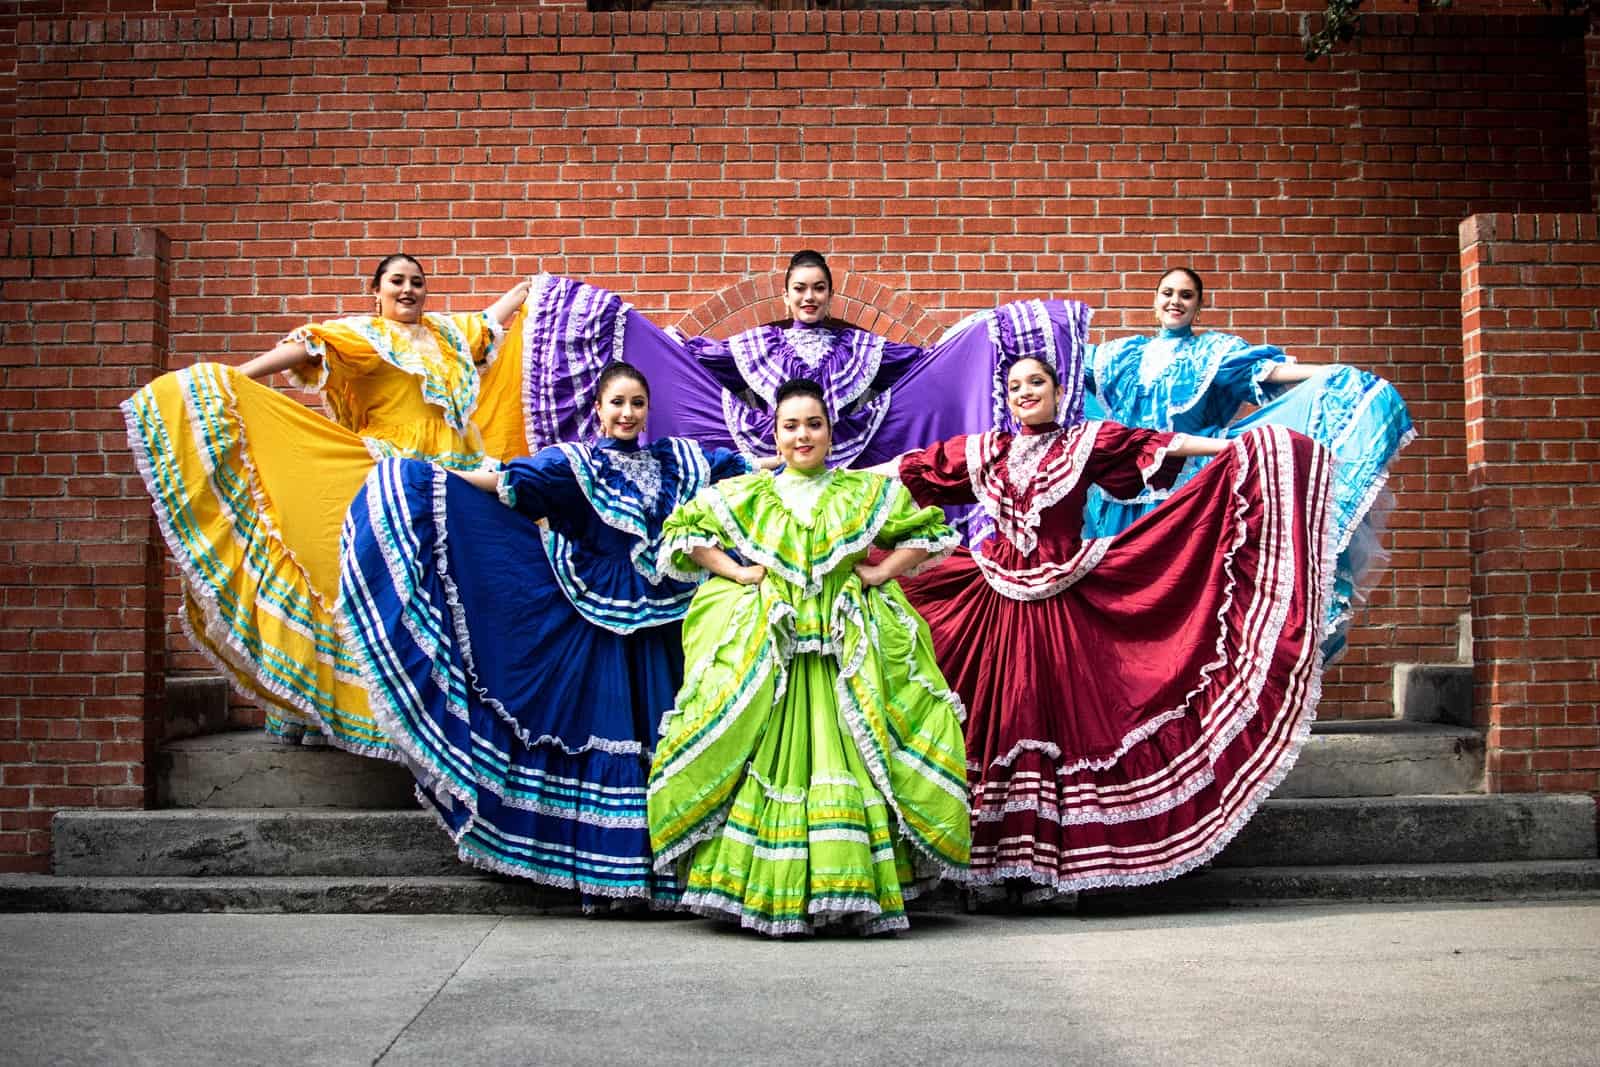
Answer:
xmin=3 ymin=664 xmax=1598 ymax=913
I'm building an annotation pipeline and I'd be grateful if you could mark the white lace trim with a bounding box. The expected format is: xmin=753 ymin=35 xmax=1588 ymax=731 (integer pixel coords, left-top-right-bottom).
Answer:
xmin=126 ymin=366 xmax=394 ymax=760
xmin=965 ymin=431 xmax=1332 ymax=891
xmin=972 ymin=538 xmax=1112 ymax=601
xmin=679 ymin=472 xmax=902 ymax=598
xmin=649 ymin=593 xmax=797 ymax=871
xmin=424 ymin=464 xmax=644 ymax=758
xmin=772 ymin=468 xmax=836 ymax=527
xmin=831 ymin=591 xmax=970 ymax=883
xmin=967 ymin=423 xmax=1101 ymax=555
xmin=413 ymin=786 xmax=667 ymax=905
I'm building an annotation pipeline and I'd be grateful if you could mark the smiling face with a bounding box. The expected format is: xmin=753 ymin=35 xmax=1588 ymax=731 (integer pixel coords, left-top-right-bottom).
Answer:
xmin=783 ymin=265 xmax=832 ymax=326
xmin=595 ymin=374 xmax=649 ymax=441
xmin=373 ymin=260 xmax=427 ymax=324
xmin=1006 ymin=358 xmax=1063 ymax=428
xmin=1153 ymin=269 xmax=1202 ymax=332
xmin=774 ymin=393 xmax=831 ymax=473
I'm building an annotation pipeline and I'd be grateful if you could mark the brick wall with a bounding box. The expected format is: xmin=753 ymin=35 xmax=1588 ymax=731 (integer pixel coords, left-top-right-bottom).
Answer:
xmin=0 ymin=227 xmax=168 ymax=872
xmin=4 ymin=7 xmax=1595 ymax=739
xmin=1460 ymin=213 xmax=1600 ymax=800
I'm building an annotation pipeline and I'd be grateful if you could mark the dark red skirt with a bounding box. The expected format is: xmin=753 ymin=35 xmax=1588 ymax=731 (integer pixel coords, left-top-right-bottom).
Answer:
xmin=900 ymin=427 xmax=1335 ymax=892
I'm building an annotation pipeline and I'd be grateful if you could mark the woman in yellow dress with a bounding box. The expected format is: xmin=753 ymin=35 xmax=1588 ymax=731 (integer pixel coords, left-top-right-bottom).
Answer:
xmin=123 ymin=254 xmax=530 ymax=756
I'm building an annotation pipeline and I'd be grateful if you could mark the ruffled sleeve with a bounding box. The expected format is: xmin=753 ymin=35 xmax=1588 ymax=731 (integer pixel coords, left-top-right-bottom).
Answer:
xmin=282 ymin=318 xmax=382 ymax=391
xmin=874 ymin=481 xmax=961 ymax=562
xmin=1085 ymin=422 xmax=1184 ymax=500
xmin=447 ymin=310 xmax=506 ymax=368
xmin=495 ymin=446 xmax=587 ymax=529
xmin=897 ymin=436 xmax=977 ymax=508
xmin=1209 ymin=334 xmax=1291 ymax=411
xmin=704 ymin=446 xmax=755 ymax=483
xmin=657 ymin=487 xmax=731 ymax=582
xmin=1087 ymin=335 xmax=1143 ymax=408
xmin=680 ymin=335 xmax=753 ymax=398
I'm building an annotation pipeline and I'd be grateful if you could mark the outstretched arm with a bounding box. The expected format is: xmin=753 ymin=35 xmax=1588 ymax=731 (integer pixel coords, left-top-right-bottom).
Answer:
xmin=1167 ymin=433 xmax=1228 ymax=458
xmin=238 ymin=340 xmax=312 ymax=381
xmin=484 ymin=276 xmax=534 ymax=327
xmin=1263 ymin=362 xmax=1319 ymax=384
xmin=453 ymin=468 xmax=502 ymax=493
xmin=689 ymin=545 xmax=766 ymax=586
xmin=854 ymin=547 xmax=931 ymax=588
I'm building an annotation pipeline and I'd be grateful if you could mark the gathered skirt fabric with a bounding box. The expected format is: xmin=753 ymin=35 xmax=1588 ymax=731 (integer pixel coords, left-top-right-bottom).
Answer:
xmin=901 ymin=427 xmax=1335 ymax=892
xmin=648 ymin=578 xmax=971 ymax=935
xmin=1085 ymin=365 xmax=1411 ymax=659
xmin=122 ymin=362 xmax=391 ymax=754
xmin=339 ymin=458 xmax=679 ymax=905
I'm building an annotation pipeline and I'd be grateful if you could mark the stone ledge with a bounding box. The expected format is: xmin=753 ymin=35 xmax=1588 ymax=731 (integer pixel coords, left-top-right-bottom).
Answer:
xmin=8 ymin=860 xmax=1600 ymax=916
xmin=1216 ymin=793 xmax=1596 ymax=868
xmin=1280 ymin=720 xmax=1483 ymax=797
xmin=158 ymin=732 xmax=415 ymax=810
xmin=1082 ymin=860 xmax=1600 ymax=914
xmin=53 ymin=809 xmax=458 ymax=878
xmin=1392 ymin=664 xmax=1474 ymax=727
xmin=0 ymin=874 xmax=580 ymax=915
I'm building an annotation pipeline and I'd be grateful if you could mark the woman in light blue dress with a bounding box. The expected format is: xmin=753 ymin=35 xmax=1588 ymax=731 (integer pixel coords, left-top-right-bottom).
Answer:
xmin=1083 ymin=267 xmax=1414 ymax=659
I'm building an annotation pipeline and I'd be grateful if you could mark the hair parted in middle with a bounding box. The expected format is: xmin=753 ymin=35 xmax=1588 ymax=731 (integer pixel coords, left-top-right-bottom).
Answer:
xmin=594 ymin=361 xmax=651 ymax=401
xmin=784 ymin=250 xmax=833 ymax=291
xmin=773 ymin=376 xmax=830 ymax=424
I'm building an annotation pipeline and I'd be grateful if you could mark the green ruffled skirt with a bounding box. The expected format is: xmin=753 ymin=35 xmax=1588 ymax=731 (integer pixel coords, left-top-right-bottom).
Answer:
xmin=648 ymin=577 xmax=970 ymax=936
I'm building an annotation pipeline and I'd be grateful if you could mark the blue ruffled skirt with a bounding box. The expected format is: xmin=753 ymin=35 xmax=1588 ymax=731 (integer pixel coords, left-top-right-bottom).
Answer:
xmin=339 ymin=459 xmax=680 ymax=907
xmin=1084 ymin=365 xmax=1414 ymax=660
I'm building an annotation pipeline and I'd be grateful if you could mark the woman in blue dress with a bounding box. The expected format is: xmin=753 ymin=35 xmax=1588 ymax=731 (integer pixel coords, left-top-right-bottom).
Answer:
xmin=1084 ymin=267 xmax=1415 ymax=658
xmin=338 ymin=362 xmax=756 ymax=907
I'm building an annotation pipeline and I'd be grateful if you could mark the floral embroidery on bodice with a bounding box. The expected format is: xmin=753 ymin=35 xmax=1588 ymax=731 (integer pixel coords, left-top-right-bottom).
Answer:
xmin=782 ymin=325 xmax=838 ymax=370
xmin=773 ymin=468 xmax=836 ymax=527
xmin=607 ymin=447 xmax=663 ymax=509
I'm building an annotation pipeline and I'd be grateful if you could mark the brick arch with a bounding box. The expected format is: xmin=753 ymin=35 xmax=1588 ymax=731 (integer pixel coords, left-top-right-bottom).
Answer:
xmin=671 ymin=271 xmax=945 ymax=348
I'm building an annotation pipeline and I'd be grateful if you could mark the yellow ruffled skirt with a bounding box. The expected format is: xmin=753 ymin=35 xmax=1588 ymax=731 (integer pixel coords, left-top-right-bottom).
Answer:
xmin=123 ymin=363 xmax=390 ymax=754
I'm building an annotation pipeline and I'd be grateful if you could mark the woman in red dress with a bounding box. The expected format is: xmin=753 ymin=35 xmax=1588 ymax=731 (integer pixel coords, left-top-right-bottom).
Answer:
xmin=893 ymin=353 xmax=1337 ymax=898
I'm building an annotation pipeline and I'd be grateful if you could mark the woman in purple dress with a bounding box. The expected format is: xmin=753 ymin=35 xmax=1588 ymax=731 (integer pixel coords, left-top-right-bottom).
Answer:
xmin=500 ymin=251 xmax=1093 ymax=543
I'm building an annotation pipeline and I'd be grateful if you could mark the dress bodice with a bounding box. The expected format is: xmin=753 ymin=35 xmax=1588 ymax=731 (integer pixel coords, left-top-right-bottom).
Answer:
xmin=499 ymin=436 xmax=751 ymax=632
xmin=899 ymin=421 xmax=1182 ymax=600
xmin=286 ymin=312 xmax=503 ymax=470
xmin=1087 ymin=326 xmax=1288 ymax=437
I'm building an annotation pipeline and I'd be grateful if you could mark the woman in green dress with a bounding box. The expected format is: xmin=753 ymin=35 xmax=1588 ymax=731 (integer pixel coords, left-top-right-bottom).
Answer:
xmin=647 ymin=378 xmax=972 ymax=936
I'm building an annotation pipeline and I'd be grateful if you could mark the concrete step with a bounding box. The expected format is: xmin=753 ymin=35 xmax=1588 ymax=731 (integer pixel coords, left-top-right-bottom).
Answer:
xmin=162 ymin=675 xmax=233 ymax=742
xmin=157 ymin=731 xmax=415 ymax=810
xmin=56 ymin=792 xmax=1595 ymax=883
xmin=0 ymin=874 xmax=577 ymax=915
xmin=6 ymin=861 xmax=1599 ymax=915
xmin=1278 ymin=720 xmax=1483 ymax=798
xmin=1393 ymin=662 xmax=1474 ymax=726
xmin=161 ymin=719 xmax=1482 ymax=812
xmin=1081 ymin=860 xmax=1600 ymax=913
xmin=53 ymin=810 xmax=458 ymax=878
xmin=1215 ymin=794 xmax=1597 ymax=868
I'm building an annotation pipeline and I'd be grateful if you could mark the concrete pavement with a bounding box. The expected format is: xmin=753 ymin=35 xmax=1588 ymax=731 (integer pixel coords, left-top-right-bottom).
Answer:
xmin=2 ymin=902 xmax=1597 ymax=1066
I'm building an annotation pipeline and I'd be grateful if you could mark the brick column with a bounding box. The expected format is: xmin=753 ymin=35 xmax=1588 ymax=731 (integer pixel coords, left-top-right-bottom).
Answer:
xmin=1459 ymin=213 xmax=1600 ymax=799
xmin=0 ymin=227 xmax=169 ymax=872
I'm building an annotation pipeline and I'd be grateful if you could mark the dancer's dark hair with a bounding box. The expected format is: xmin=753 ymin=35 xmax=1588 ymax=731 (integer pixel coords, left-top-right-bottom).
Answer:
xmin=774 ymin=377 xmax=829 ymax=424
xmin=370 ymin=253 xmax=425 ymax=291
xmin=1008 ymin=356 xmax=1060 ymax=389
xmin=1158 ymin=266 xmax=1204 ymax=300
xmin=595 ymin=361 xmax=651 ymax=401
xmin=784 ymin=250 xmax=833 ymax=291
